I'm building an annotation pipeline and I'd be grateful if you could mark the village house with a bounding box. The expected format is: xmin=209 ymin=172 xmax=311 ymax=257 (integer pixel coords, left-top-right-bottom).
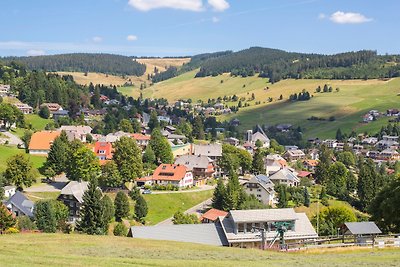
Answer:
xmin=264 ymin=154 xmax=287 ymax=176
xmin=245 ymin=125 xmax=270 ymax=148
xmin=93 ymin=141 xmax=113 ymax=161
xmin=53 ymin=110 xmax=69 ymax=122
xmin=13 ymin=103 xmax=33 ymax=114
xmin=151 ymin=164 xmax=194 ymax=188
xmin=4 ymin=191 xmax=34 ymax=218
xmin=323 ymin=139 xmax=337 ymax=148
xmin=0 ymin=84 xmax=11 ymax=96
xmin=230 ymin=118 xmax=240 ymax=127
xmin=387 ymin=109 xmax=400 ymax=117
xmin=59 ymin=125 xmax=92 ymax=143
xmin=224 ymin=137 xmax=240 ymax=147
xmin=243 ymin=174 xmax=275 ymax=206
xmin=171 ymin=143 xmax=191 ymax=158
xmin=218 ymin=208 xmax=317 ymax=248
xmin=303 ymin=159 xmax=318 ymax=172
xmin=40 ymin=103 xmax=63 ymax=114
xmin=175 ymin=155 xmax=215 ymax=186
xmin=28 ymin=131 xmax=61 ymax=155
xmin=284 ymin=149 xmax=306 ymax=161
xmin=200 ymin=208 xmax=228 ymax=223
xmin=2 ymin=185 xmax=16 ymax=198
xmin=242 ymin=141 xmax=255 ymax=154
xmin=192 ymin=143 xmax=222 ymax=161
xmin=379 ymin=149 xmax=400 ymax=161
xmin=131 ymin=133 xmax=151 ymax=148
xmin=375 ymin=135 xmax=399 ymax=150
xmin=308 ymin=148 xmax=319 ymax=160
xmin=268 ymin=168 xmax=300 ymax=187
xmin=362 ymin=137 xmax=378 ymax=145
xmin=57 ymin=181 xmax=89 ymax=222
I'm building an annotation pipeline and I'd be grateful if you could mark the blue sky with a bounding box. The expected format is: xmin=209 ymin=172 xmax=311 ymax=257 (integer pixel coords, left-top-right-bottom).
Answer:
xmin=0 ymin=0 xmax=399 ymax=57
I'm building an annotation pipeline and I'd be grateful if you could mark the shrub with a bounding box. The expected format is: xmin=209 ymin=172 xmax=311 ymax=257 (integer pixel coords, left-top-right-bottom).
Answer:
xmin=4 ymin=227 xmax=19 ymax=234
xmin=113 ymin=222 xmax=128 ymax=236
xmin=17 ymin=216 xmax=37 ymax=231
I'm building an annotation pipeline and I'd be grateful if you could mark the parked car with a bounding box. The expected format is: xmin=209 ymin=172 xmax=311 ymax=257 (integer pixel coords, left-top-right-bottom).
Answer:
xmin=142 ymin=189 xmax=152 ymax=194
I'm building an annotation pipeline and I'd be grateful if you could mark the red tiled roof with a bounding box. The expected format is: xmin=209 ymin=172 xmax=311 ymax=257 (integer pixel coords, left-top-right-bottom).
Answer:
xmin=131 ymin=133 xmax=151 ymax=141
xmin=297 ymin=171 xmax=312 ymax=178
xmin=94 ymin=141 xmax=113 ymax=160
xmin=28 ymin=131 xmax=61 ymax=151
xmin=200 ymin=208 xmax=228 ymax=222
xmin=153 ymin=164 xmax=188 ymax=181
xmin=137 ymin=176 xmax=154 ymax=182
xmin=303 ymin=159 xmax=318 ymax=167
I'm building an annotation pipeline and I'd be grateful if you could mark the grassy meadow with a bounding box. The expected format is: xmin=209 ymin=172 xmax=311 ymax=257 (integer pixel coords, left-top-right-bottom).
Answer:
xmin=0 ymin=233 xmax=399 ymax=267
xmin=0 ymin=145 xmax=46 ymax=173
xmin=143 ymin=190 xmax=213 ymax=225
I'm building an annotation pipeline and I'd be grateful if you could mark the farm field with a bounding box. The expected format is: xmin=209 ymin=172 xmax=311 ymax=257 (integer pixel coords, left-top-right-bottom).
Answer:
xmin=0 ymin=233 xmax=399 ymax=267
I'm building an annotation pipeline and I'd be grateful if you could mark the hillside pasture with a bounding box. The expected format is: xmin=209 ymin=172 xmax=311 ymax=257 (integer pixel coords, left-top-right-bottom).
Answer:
xmin=0 ymin=233 xmax=399 ymax=266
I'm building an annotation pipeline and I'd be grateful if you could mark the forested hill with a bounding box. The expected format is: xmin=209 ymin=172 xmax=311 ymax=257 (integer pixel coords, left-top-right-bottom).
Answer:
xmin=2 ymin=53 xmax=146 ymax=76
xmin=194 ymin=47 xmax=400 ymax=83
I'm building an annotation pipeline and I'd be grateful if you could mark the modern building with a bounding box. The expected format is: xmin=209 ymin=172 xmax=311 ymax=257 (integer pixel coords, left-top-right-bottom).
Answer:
xmin=151 ymin=164 xmax=194 ymax=188
xmin=243 ymin=175 xmax=275 ymax=206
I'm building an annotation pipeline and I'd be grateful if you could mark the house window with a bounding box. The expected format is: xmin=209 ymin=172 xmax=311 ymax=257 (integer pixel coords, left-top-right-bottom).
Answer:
xmin=238 ymin=223 xmax=244 ymax=233
xmin=246 ymin=223 xmax=253 ymax=233
xmin=257 ymin=194 xmax=261 ymax=198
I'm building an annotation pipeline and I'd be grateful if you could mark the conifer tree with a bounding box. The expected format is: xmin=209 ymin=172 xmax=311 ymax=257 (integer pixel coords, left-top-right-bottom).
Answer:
xmin=252 ymin=149 xmax=265 ymax=174
xmin=0 ymin=204 xmax=16 ymax=234
xmin=148 ymin=110 xmax=159 ymax=131
xmin=357 ymin=159 xmax=377 ymax=211
xmin=192 ymin=116 xmax=205 ymax=140
xmin=101 ymin=195 xmax=114 ymax=223
xmin=276 ymin=184 xmax=288 ymax=208
xmin=45 ymin=131 xmax=69 ymax=174
xmin=212 ymin=178 xmax=227 ymax=210
xmin=134 ymin=195 xmax=148 ymax=223
xmin=304 ymin=187 xmax=310 ymax=207
xmin=114 ymin=191 xmax=130 ymax=222
xmin=77 ymin=179 xmax=107 ymax=235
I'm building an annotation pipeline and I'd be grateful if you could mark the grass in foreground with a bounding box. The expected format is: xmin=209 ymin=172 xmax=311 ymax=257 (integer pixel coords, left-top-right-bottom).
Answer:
xmin=143 ymin=190 xmax=213 ymax=225
xmin=0 ymin=233 xmax=399 ymax=267
xmin=0 ymin=145 xmax=46 ymax=172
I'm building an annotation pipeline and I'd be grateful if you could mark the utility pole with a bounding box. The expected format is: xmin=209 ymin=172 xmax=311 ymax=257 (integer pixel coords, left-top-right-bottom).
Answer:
xmin=252 ymin=226 xmax=266 ymax=250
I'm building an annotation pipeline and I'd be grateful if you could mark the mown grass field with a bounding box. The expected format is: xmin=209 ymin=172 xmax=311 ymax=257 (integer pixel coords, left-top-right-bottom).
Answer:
xmin=143 ymin=190 xmax=213 ymax=225
xmin=0 ymin=145 xmax=46 ymax=172
xmin=0 ymin=233 xmax=399 ymax=267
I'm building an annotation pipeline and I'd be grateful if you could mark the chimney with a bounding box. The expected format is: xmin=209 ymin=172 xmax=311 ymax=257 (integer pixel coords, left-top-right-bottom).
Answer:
xmin=246 ymin=130 xmax=253 ymax=142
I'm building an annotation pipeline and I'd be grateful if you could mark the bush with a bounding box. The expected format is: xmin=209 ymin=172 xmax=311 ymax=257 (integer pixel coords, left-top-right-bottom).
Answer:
xmin=17 ymin=216 xmax=37 ymax=231
xmin=113 ymin=222 xmax=128 ymax=236
xmin=4 ymin=227 xmax=19 ymax=234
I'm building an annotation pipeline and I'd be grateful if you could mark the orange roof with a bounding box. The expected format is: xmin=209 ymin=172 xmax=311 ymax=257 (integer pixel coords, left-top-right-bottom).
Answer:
xmin=94 ymin=141 xmax=113 ymax=160
xmin=297 ymin=171 xmax=312 ymax=178
xmin=153 ymin=164 xmax=188 ymax=181
xmin=29 ymin=131 xmax=61 ymax=151
xmin=303 ymin=159 xmax=318 ymax=167
xmin=131 ymin=133 xmax=151 ymax=141
xmin=200 ymin=208 xmax=228 ymax=222
xmin=278 ymin=159 xmax=288 ymax=167
xmin=137 ymin=176 xmax=154 ymax=182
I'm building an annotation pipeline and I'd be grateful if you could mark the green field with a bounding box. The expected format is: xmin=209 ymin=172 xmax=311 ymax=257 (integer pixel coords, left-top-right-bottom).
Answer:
xmin=143 ymin=190 xmax=213 ymax=225
xmin=0 ymin=145 xmax=46 ymax=173
xmin=0 ymin=233 xmax=399 ymax=266
xmin=25 ymin=114 xmax=52 ymax=131
xmin=126 ymin=70 xmax=400 ymax=139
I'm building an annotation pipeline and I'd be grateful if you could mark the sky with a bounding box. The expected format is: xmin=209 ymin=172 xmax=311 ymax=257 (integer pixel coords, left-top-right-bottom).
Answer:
xmin=0 ymin=0 xmax=399 ymax=57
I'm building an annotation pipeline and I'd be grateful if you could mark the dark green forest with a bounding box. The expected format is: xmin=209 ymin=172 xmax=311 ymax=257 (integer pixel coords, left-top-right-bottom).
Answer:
xmin=2 ymin=53 xmax=146 ymax=76
xmin=194 ymin=47 xmax=400 ymax=82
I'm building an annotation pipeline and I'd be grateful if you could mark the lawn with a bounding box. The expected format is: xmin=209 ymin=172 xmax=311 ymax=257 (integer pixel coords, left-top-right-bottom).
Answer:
xmin=143 ymin=190 xmax=213 ymax=225
xmin=0 ymin=233 xmax=399 ymax=266
xmin=0 ymin=145 xmax=46 ymax=172
xmin=24 ymin=191 xmax=61 ymax=202
xmin=25 ymin=114 xmax=52 ymax=131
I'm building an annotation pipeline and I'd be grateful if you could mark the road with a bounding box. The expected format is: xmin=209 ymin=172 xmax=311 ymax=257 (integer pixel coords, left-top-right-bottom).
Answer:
xmin=156 ymin=197 xmax=212 ymax=226
xmin=150 ymin=184 xmax=215 ymax=194
xmin=1 ymin=130 xmax=24 ymax=146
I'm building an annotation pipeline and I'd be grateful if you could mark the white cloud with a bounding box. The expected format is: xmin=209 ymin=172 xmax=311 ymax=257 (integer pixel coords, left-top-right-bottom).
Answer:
xmin=212 ymin=16 xmax=220 ymax=23
xmin=318 ymin=13 xmax=326 ymax=20
xmin=128 ymin=0 xmax=203 ymax=12
xmin=208 ymin=0 xmax=229 ymax=12
xmin=126 ymin=35 xmax=138 ymax=41
xmin=26 ymin=49 xmax=46 ymax=56
xmin=330 ymin=11 xmax=372 ymax=24
xmin=92 ymin=36 xmax=103 ymax=43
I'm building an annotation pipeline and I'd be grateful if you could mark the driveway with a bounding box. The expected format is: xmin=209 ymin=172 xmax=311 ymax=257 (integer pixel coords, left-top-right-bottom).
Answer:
xmin=1 ymin=130 xmax=23 ymax=146
xmin=24 ymin=181 xmax=67 ymax=193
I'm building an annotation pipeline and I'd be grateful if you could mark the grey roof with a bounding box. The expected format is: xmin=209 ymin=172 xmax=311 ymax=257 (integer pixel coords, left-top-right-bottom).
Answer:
xmin=59 ymin=181 xmax=89 ymax=203
xmin=229 ymin=208 xmax=299 ymax=223
xmin=244 ymin=175 xmax=275 ymax=194
xmin=269 ymin=168 xmax=299 ymax=184
xmin=128 ymin=223 xmax=228 ymax=246
xmin=192 ymin=144 xmax=222 ymax=157
xmin=5 ymin=191 xmax=34 ymax=217
xmin=344 ymin=222 xmax=382 ymax=235
xmin=175 ymin=155 xmax=212 ymax=171
xmin=60 ymin=125 xmax=92 ymax=134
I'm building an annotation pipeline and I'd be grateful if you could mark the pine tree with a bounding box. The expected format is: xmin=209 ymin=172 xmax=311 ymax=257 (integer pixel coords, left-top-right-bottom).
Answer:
xmin=114 ymin=191 xmax=130 ymax=222
xmin=148 ymin=110 xmax=159 ymax=131
xmin=276 ymin=184 xmax=288 ymax=208
xmin=101 ymin=195 xmax=114 ymax=223
xmin=149 ymin=128 xmax=173 ymax=164
xmin=113 ymin=136 xmax=143 ymax=182
xmin=252 ymin=149 xmax=265 ymax=174
xmin=192 ymin=116 xmax=205 ymax=140
xmin=212 ymin=178 xmax=227 ymax=210
xmin=336 ymin=128 xmax=343 ymax=141
xmin=357 ymin=159 xmax=377 ymax=211
xmin=304 ymin=187 xmax=310 ymax=207
xmin=0 ymin=204 xmax=16 ymax=234
xmin=77 ymin=179 xmax=107 ymax=235
xmin=134 ymin=195 xmax=148 ymax=223
xmin=45 ymin=131 xmax=69 ymax=174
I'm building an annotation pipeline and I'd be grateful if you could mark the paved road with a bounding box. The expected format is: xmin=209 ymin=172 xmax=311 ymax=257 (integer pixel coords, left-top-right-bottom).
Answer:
xmin=24 ymin=182 xmax=66 ymax=193
xmin=156 ymin=197 xmax=212 ymax=226
xmin=1 ymin=131 xmax=23 ymax=146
